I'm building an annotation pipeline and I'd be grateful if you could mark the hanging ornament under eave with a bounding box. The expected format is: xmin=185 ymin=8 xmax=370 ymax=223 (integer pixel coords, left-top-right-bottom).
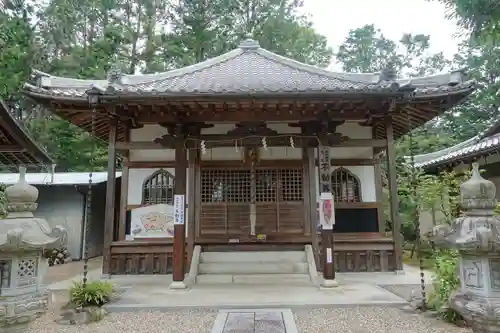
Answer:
xmin=289 ymin=136 xmax=295 ymax=148
xmin=262 ymin=137 xmax=267 ymax=150
xmin=200 ymin=140 xmax=207 ymax=155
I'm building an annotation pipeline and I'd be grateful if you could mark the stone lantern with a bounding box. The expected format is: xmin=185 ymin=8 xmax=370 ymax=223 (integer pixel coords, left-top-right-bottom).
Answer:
xmin=0 ymin=167 xmax=67 ymax=333
xmin=432 ymin=163 xmax=500 ymax=333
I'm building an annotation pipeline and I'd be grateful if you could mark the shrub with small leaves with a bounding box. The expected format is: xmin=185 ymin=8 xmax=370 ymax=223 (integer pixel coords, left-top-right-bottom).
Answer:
xmin=69 ymin=281 xmax=114 ymax=307
xmin=427 ymin=249 xmax=463 ymax=324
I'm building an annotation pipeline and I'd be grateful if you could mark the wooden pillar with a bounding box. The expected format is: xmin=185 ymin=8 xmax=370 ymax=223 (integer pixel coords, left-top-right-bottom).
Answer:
xmin=318 ymin=145 xmax=335 ymax=281
xmin=118 ymin=127 xmax=130 ymax=241
xmin=186 ymin=147 xmax=198 ymax=268
xmin=304 ymin=146 xmax=320 ymax=268
xmin=102 ymin=118 xmax=118 ymax=275
xmin=385 ymin=117 xmax=403 ymax=271
xmin=373 ymin=154 xmax=386 ymax=233
xmin=171 ymin=129 xmax=188 ymax=288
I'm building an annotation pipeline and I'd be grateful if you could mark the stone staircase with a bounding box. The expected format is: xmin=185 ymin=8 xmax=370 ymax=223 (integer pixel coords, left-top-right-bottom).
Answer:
xmin=195 ymin=249 xmax=316 ymax=285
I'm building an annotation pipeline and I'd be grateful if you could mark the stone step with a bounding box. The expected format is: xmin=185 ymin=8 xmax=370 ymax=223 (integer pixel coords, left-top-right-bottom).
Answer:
xmin=196 ymin=273 xmax=312 ymax=285
xmin=199 ymin=262 xmax=308 ymax=274
xmin=200 ymin=251 xmax=306 ymax=263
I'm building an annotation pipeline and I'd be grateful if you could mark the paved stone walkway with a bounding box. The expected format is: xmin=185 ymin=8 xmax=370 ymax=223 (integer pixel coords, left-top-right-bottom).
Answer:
xmin=44 ymin=256 xmax=102 ymax=285
xmin=211 ymin=309 xmax=298 ymax=333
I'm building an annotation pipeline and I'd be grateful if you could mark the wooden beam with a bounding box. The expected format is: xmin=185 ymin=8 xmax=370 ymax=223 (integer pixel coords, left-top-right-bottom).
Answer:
xmin=136 ymin=110 xmax=378 ymax=124
xmin=385 ymin=116 xmax=403 ymax=271
xmin=118 ymin=127 xmax=130 ymax=241
xmin=116 ymin=138 xmax=387 ymax=150
xmin=186 ymin=140 xmax=199 ymax=269
xmin=102 ymin=118 xmax=118 ymax=275
xmin=0 ymin=145 xmax=25 ymax=152
xmin=123 ymin=161 xmax=176 ymax=168
xmin=305 ymin=146 xmax=320 ymax=270
xmin=171 ymin=133 xmax=187 ymax=287
xmin=373 ymin=156 xmax=386 ymax=233
xmin=318 ymin=145 xmax=335 ymax=281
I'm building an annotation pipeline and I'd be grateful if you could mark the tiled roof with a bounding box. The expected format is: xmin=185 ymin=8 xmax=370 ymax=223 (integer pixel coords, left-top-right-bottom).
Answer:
xmin=0 ymin=100 xmax=53 ymax=167
xmin=23 ymin=39 xmax=474 ymax=100
xmin=412 ymin=120 xmax=500 ymax=168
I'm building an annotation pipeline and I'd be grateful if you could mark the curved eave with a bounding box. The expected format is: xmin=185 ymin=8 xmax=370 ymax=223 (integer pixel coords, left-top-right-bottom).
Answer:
xmin=0 ymin=100 xmax=54 ymax=167
xmin=23 ymin=82 xmax=474 ymax=140
xmin=416 ymin=147 xmax=499 ymax=170
xmin=22 ymin=82 xmax=475 ymax=102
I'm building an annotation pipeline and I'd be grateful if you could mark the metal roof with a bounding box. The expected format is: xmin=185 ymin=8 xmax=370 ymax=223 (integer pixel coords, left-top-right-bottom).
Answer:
xmin=0 ymin=100 xmax=53 ymax=167
xmin=412 ymin=120 xmax=500 ymax=168
xmin=0 ymin=171 xmax=121 ymax=185
xmin=23 ymin=39 xmax=474 ymax=99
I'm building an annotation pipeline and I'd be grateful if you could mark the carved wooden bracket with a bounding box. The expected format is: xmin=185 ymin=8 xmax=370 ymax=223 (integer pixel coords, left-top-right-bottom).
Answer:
xmin=226 ymin=122 xmax=279 ymax=137
xmin=289 ymin=120 xmax=345 ymax=136
xmin=154 ymin=122 xmax=214 ymax=148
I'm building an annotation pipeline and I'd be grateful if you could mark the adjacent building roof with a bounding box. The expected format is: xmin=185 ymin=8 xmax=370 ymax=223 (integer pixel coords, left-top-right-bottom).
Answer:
xmin=412 ymin=120 xmax=500 ymax=169
xmin=0 ymin=171 xmax=121 ymax=185
xmin=24 ymin=39 xmax=474 ymax=99
xmin=0 ymin=100 xmax=53 ymax=167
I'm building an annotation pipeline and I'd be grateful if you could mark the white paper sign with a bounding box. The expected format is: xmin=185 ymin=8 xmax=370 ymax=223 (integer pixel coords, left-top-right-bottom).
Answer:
xmin=319 ymin=192 xmax=335 ymax=230
xmin=130 ymin=204 xmax=174 ymax=238
xmin=326 ymin=248 xmax=333 ymax=264
xmin=174 ymin=194 xmax=185 ymax=225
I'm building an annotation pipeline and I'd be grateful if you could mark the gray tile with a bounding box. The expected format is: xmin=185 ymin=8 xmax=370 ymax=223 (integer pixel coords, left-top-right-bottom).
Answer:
xmin=223 ymin=312 xmax=255 ymax=333
xmin=255 ymin=311 xmax=283 ymax=321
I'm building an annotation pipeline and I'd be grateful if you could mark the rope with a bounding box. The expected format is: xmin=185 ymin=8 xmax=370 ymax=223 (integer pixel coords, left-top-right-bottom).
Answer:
xmin=82 ymin=109 xmax=95 ymax=288
xmin=406 ymin=106 xmax=427 ymax=310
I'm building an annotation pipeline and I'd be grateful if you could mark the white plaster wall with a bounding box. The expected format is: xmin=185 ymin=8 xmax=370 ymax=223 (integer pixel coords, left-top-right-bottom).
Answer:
xmin=129 ymin=122 xmax=374 ymax=161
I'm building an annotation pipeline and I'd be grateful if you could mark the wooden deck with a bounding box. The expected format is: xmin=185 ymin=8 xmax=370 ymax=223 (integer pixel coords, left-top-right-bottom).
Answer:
xmin=108 ymin=232 xmax=395 ymax=274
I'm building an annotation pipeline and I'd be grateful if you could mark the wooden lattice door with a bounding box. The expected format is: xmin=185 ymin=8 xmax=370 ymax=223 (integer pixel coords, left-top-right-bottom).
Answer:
xmin=198 ymin=166 xmax=305 ymax=242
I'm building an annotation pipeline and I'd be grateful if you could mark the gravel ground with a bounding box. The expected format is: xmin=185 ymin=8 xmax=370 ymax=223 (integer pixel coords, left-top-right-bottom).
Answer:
xmin=293 ymin=307 xmax=471 ymax=333
xmin=26 ymin=306 xmax=471 ymax=333
xmin=27 ymin=309 xmax=218 ymax=333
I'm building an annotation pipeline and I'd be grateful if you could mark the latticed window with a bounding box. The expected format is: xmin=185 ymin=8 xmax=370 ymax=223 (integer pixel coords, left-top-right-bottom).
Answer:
xmin=142 ymin=170 xmax=175 ymax=205
xmin=201 ymin=169 xmax=250 ymax=203
xmin=331 ymin=168 xmax=361 ymax=202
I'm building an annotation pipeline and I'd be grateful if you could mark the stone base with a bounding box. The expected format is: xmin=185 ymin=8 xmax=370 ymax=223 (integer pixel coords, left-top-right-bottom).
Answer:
xmin=320 ymin=279 xmax=338 ymax=288
xmin=0 ymin=291 xmax=48 ymax=333
xmin=395 ymin=270 xmax=406 ymax=275
xmin=58 ymin=305 xmax=108 ymax=325
xmin=450 ymin=291 xmax=500 ymax=333
xmin=169 ymin=281 xmax=188 ymax=290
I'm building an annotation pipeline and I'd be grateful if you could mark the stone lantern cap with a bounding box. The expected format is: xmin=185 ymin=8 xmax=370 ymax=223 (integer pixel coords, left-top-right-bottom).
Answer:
xmin=461 ymin=163 xmax=497 ymax=211
xmin=432 ymin=163 xmax=500 ymax=252
xmin=0 ymin=166 xmax=66 ymax=251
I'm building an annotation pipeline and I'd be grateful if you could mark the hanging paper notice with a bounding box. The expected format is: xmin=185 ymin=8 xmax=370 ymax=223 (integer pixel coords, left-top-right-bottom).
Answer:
xmin=326 ymin=248 xmax=333 ymax=264
xmin=319 ymin=192 xmax=335 ymax=230
xmin=173 ymin=194 xmax=185 ymax=225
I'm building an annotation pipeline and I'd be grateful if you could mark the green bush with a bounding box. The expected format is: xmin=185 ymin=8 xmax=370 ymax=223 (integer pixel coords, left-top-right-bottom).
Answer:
xmin=427 ymin=249 xmax=463 ymax=323
xmin=69 ymin=281 xmax=114 ymax=307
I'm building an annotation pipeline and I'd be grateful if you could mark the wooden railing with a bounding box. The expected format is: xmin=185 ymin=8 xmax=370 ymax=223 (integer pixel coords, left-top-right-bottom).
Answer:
xmin=109 ymin=240 xmax=180 ymax=275
xmin=318 ymin=232 xmax=396 ymax=272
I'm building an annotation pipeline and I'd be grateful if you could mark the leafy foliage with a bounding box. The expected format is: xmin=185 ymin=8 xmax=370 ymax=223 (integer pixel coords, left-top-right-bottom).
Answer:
xmin=428 ymin=250 xmax=462 ymax=323
xmin=69 ymin=281 xmax=114 ymax=307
